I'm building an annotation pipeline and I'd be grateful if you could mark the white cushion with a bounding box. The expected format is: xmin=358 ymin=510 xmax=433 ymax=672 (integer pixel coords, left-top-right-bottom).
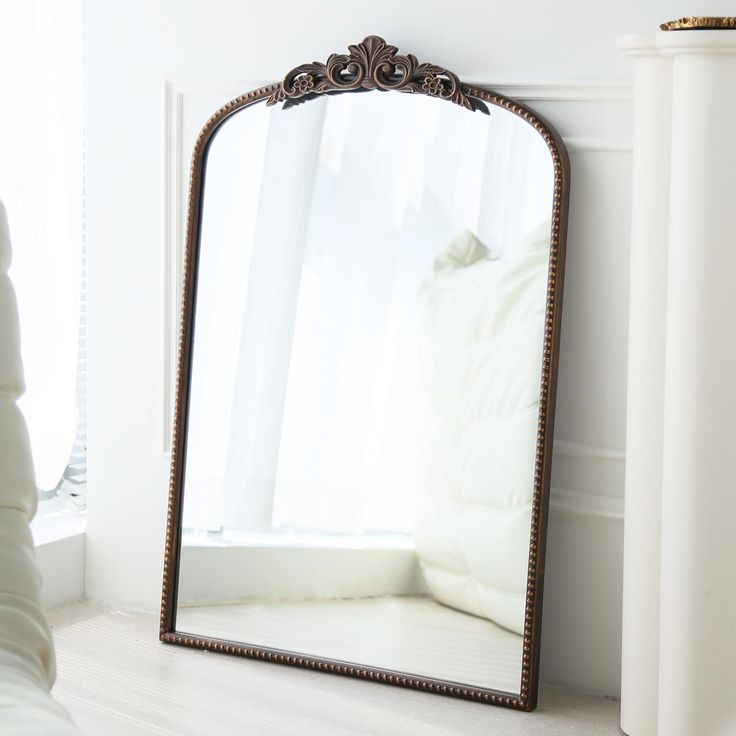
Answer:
xmin=0 ymin=199 xmax=79 ymax=734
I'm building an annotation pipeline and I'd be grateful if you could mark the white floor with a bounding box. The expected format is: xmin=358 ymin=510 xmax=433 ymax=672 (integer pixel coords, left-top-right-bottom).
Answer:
xmin=48 ymin=604 xmax=621 ymax=736
xmin=177 ymin=596 xmax=523 ymax=693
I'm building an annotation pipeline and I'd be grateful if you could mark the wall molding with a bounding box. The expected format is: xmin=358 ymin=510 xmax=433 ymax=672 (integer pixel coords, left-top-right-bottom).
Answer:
xmin=462 ymin=78 xmax=634 ymax=102
xmin=554 ymin=439 xmax=625 ymax=461
xmin=551 ymin=439 xmax=625 ymax=506
xmin=550 ymin=439 xmax=625 ymax=520
xmin=162 ymin=81 xmax=179 ymax=455
xmin=562 ymin=137 xmax=633 ymax=153
xmin=550 ymin=486 xmax=624 ymax=521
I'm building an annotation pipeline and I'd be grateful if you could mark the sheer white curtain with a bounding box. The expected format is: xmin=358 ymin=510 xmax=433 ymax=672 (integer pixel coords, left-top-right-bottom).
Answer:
xmin=183 ymin=93 xmax=552 ymax=537
xmin=0 ymin=0 xmax=83 ymax=492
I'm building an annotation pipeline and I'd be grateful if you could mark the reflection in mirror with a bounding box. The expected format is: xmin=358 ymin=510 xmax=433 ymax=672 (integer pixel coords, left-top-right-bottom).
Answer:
xmin=166 ymin=76 xmax=566 ymax=708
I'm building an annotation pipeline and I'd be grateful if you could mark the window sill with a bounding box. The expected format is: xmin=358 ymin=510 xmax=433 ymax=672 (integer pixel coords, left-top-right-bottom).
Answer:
xmin=179 ymin=532 xmax=425 ymax=604
xmin=31 ymin=496 xmax=86 ymax=546
xmin=182 ymin=528 xmax=414 ymax=551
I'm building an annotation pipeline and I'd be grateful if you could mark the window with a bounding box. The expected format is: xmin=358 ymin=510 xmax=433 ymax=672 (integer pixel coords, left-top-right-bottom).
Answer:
xmin=0 ymin=0 xmax=85 ymax=503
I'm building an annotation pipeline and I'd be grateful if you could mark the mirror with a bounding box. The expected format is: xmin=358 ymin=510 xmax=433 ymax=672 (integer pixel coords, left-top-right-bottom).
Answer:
xmin=161 ymin=36 xmax=569 ymax=711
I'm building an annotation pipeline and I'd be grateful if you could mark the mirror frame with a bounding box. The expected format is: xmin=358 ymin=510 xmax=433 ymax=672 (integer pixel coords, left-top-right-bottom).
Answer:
xmin=160 ymin=35 xmax=570 ymax=712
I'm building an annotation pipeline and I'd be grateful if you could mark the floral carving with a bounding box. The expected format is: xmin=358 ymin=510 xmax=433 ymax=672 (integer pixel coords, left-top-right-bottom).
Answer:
xmin=421 ymin=75 xmax=446 ymax=96
xmin=266 ymin=35 xmax=489 ymax=114
xmin=292 ymin=74 xmax=315 ymax=94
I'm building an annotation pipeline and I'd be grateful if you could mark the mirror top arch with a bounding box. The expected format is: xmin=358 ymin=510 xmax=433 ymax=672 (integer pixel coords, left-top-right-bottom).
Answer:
xmin=186 ymin=36 xmax=569 ymax=180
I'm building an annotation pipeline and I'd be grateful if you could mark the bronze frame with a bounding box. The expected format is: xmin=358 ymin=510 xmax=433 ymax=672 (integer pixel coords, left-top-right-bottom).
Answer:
xmin=160 ymin=35 xmax=570 ymax=712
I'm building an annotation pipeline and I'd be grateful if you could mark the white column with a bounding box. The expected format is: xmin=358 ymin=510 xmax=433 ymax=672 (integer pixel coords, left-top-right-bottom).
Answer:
xmin=658 ymin=31 xmax=736 ymax=736
xmin=619 ymin=29 xmax=736 ymax=736
xmin=617 ymin=34 xmax=672 ymax=736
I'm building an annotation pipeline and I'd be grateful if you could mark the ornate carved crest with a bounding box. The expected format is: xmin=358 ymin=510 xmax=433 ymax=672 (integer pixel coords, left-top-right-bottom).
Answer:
xmin=265 ymin=35 xmax=489 ymax=114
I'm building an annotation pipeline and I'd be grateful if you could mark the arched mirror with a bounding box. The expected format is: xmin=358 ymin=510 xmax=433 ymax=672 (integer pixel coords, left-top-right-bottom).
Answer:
xmin=161 ymin=36 xmax=569 ymax=711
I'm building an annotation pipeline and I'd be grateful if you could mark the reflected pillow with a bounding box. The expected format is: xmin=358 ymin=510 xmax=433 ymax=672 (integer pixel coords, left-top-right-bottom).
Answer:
xmin=414 ymin=228 xmax=548 ymax=636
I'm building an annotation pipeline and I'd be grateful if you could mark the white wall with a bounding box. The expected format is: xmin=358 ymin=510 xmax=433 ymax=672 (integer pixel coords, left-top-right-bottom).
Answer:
xmin=83 ymin=0 xmax=735 ymax=696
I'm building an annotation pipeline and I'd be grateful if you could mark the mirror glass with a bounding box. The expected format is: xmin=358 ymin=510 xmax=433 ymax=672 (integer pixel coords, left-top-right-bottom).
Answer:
xmin=174 ymin=90 xmax=554 ymax=697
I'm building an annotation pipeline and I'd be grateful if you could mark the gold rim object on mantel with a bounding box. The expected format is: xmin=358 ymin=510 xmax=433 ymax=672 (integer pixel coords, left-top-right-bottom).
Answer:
xmin=661 ymin=17 xmax=736 ymax=31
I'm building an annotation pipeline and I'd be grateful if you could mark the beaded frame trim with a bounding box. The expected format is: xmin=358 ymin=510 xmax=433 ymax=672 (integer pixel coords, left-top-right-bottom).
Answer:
xmin=159 ymin=36 xmax=570 ymax=712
